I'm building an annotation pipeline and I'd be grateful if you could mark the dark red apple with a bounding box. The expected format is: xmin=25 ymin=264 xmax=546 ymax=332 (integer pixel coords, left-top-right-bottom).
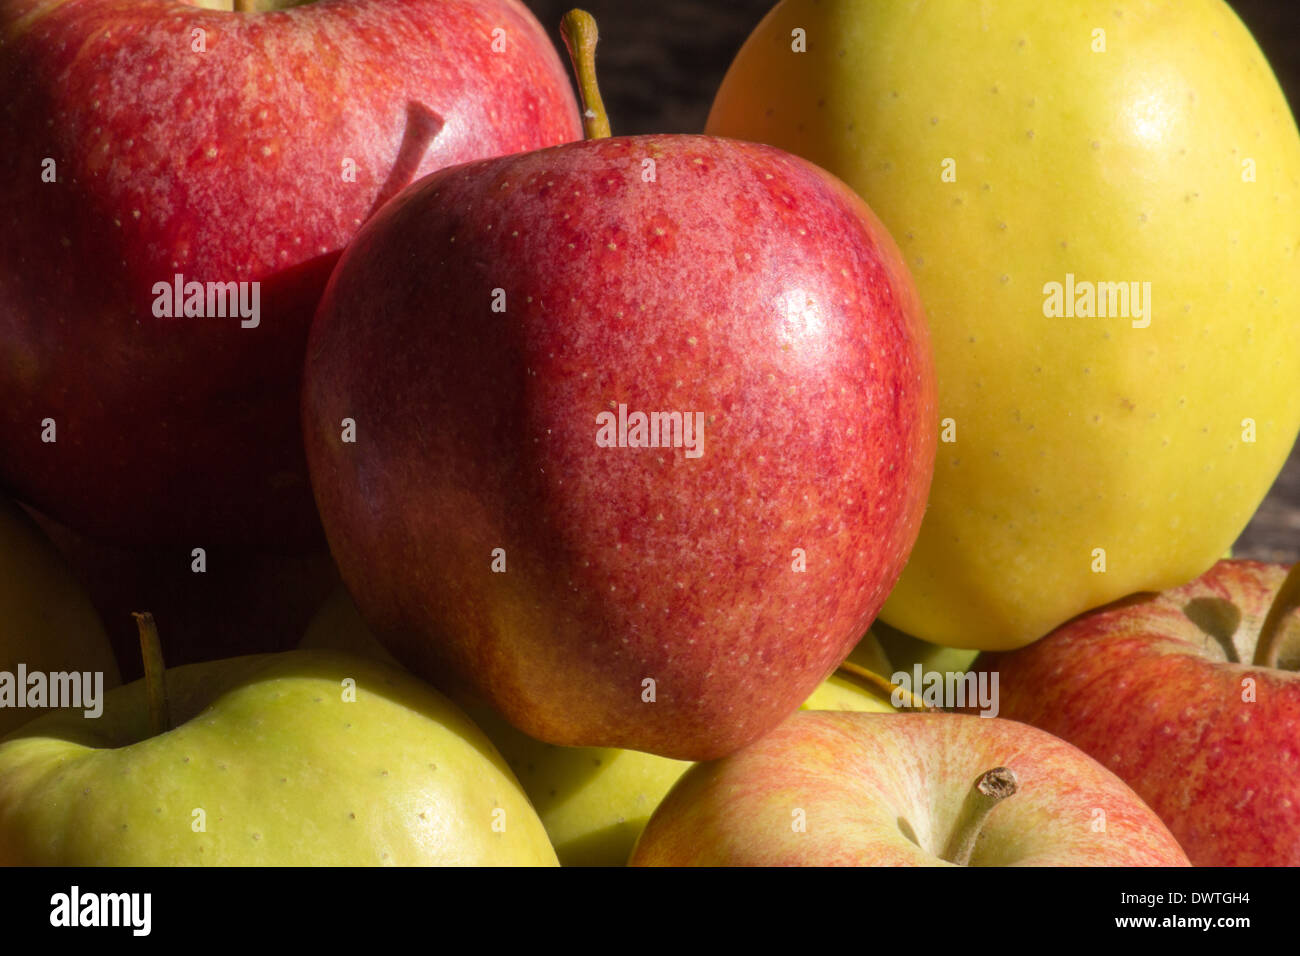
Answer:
xmin=973 ymin=559 xmax=1300 ymax=866
xmin=301 ymin=13 xmax=936 ymax=760
xmin=0 ymin=0 xmax=579 ymax=550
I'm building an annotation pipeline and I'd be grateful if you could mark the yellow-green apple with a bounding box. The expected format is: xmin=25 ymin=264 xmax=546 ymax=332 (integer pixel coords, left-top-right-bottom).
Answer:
xmin=800 ymin=630 xmax=895 ymax=710
xmin=872 ymin=619 xmax=979 ymax=680
xmin=302 ymin=588 xmax=896 ymax=865
xmin=29 ymin=505 xmax=340 ymax=676
xmin=301 ymin=11 xmax=936 ymax=761
xmin=0 ymin=626 xmax=557 ymax=865
xmin=707 ymin=0 xmax=1300 ymax=649
xmin=302 ymin=588 xmax=399 ymax=663
xmin=0 ymin=0 xmax=579 ymax=550
xmin=0 ymin=497 xmax=120 ymax=736
xmin=973 ymin=559 xmax=1300 ymax=866
xmin=629 ymin=710 xmax=1190 ymax=866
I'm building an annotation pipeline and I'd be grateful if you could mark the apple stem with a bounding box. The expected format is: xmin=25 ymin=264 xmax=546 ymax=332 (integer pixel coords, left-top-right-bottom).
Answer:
xmin=1253 ymin=561 xmax=1300 ymax=669
xmin=835 ymin=659 xmax=932 ymax=710
xmin=560 ymin=9 xmax=611 ymax=140
xmin=942 ymin=767 xmax=1018 ymax=866
xmin=133 ymin=612 xmax=172 ymax=736
xmin=233 ymin=0 xmax=255 ymax=11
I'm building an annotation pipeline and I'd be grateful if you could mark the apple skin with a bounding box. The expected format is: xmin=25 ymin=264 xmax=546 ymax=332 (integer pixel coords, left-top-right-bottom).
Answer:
xmin=301 ymin=589 xmax=895 ymax=865
xmin=0 ymin=0 xmax=580 ymax=550
xmin=972 ymin=559 xmax=1300 ymax=866
xmin=303 ymin=133 xmax=936 ymax=760
xmin=706 ymin=0 xmax=1300 ymax=650
xmin=0 ymin=649 xmax=558 ymax=865
xmin=0 ymin=497 xmax=120 ymax=736
xmin=629 ymin=711 xmax=1190 ymax=866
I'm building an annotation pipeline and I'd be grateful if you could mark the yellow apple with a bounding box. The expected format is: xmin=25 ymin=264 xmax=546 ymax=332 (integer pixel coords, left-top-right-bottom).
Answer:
xmin=1 ymin=497 xmax=120 ymax=736
xmin=799 ymin=630 xmax=893 ymax=710
xmin=707 ymin=0 xmax=1300 ymax=649
xmin=303 ymin=591 xmax=894 ymax=864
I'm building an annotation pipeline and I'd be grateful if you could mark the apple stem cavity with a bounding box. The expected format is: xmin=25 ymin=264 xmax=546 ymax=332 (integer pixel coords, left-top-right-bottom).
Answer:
xmin=1254 ymin=562 xmax=1300 ymax=669
xmin=133 ymin=612 xmax=172 ymax=736
xmin=943 ymin=766 xmax=1018 ymax=866
xmin=560 ymin=9 xmax=611 ymax=140
xmin=835 ymin=659 xmax=931 ymax=710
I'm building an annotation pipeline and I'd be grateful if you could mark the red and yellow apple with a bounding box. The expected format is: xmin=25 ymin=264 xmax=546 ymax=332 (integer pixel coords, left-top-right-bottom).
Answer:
xmin=974 ymin=559 xmax=1300 ymax=866
xmin=301 ymin=13 xmax=935 ymax=761
xmin=630 ymin=711 xmax=1190 ymax=866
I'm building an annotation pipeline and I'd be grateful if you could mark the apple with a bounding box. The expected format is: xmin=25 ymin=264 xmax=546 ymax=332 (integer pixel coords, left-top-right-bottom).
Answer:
xmin=301 ymin=588 xmax=402 ymax=667
xmin=302 ymin=588 xmax=896 ymax=865
xmin=872 ymin=619 xmax=979 ymax=680
xmin=29 ymin=505 xmax=340 ymax=677
xmin=0 ymin=0 xmax=580 ymax=550
xmin=0 ymin=618 xmax=557 ymax=865
xmin=0 ymin=497 xmax=120 ymax=736
xmin=799 ymin=630 xmax=895 ymax=711
xmin=629 ymin=710 xmax=1190 ymax=866
xmin=302 ymin=11 xmax=936 ymax=760
xmin=706 ymin=0 xmax=1300 ymax=649
xmin=972 ymin=559 xmax=1300 ymax=866
xmin=464 ymin=711 xmax=692 ymax=868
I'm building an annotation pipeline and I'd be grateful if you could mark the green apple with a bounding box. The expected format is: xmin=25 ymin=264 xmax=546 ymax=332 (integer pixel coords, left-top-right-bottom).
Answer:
xmin=1 ymin=496 xmax=119 ymax=736
xmin=707 ymin=0 xmax=1300 ymax=649
xmin=871 ymin=620 xmax=979 ymax=680
xmin=301 ymin=588 xmax=400 ymax=665
xmin=0 ymin=638 xmax=557 ymax=865
xmin=303 ymin=590 xmax=894 ymax=865
xmin=461 ymin=709 xmax=692 ymax=867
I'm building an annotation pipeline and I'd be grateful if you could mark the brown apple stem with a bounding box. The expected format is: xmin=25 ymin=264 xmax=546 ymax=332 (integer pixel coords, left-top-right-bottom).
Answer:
xmin=942 ymin=767 xmax=1018 ymax=866
xmin=233 ymin=0 xmax=255 ymax=12
xmin=835 ymin=658 xmax=931 ymax=710
xmin=1254 ymin=561 xmax=1300 ymax=669
xmin=560 ymin=9 xmax=611 ymax=140
xmin=133 ymin=612 xmax=171 ymax=736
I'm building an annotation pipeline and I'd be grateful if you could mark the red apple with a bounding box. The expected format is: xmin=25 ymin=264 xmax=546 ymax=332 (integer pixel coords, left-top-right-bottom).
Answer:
xmin=0 ymin=0 xmax=579 ymax=550
xmin=301 ymin=13 xmax=936 ymax=760
xmin=629 ymin=711 xmax=1190 ymax=866
xmin=972 ymin=559 xmax=1300 ymax=866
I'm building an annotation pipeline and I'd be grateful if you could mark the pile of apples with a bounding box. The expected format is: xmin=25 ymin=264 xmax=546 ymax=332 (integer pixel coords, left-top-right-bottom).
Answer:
xmin=0 ymin=0 xmax=1297 ymax=867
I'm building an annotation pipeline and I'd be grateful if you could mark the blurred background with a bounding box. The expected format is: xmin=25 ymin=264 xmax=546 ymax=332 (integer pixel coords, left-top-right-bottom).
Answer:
xmin=526 ymin=0 xmax=1300 ymax=562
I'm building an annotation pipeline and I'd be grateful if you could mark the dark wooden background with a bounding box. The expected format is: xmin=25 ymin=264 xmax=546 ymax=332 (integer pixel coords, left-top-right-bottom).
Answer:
xmin=525 ymin=0 xmax=1300 ymax=562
